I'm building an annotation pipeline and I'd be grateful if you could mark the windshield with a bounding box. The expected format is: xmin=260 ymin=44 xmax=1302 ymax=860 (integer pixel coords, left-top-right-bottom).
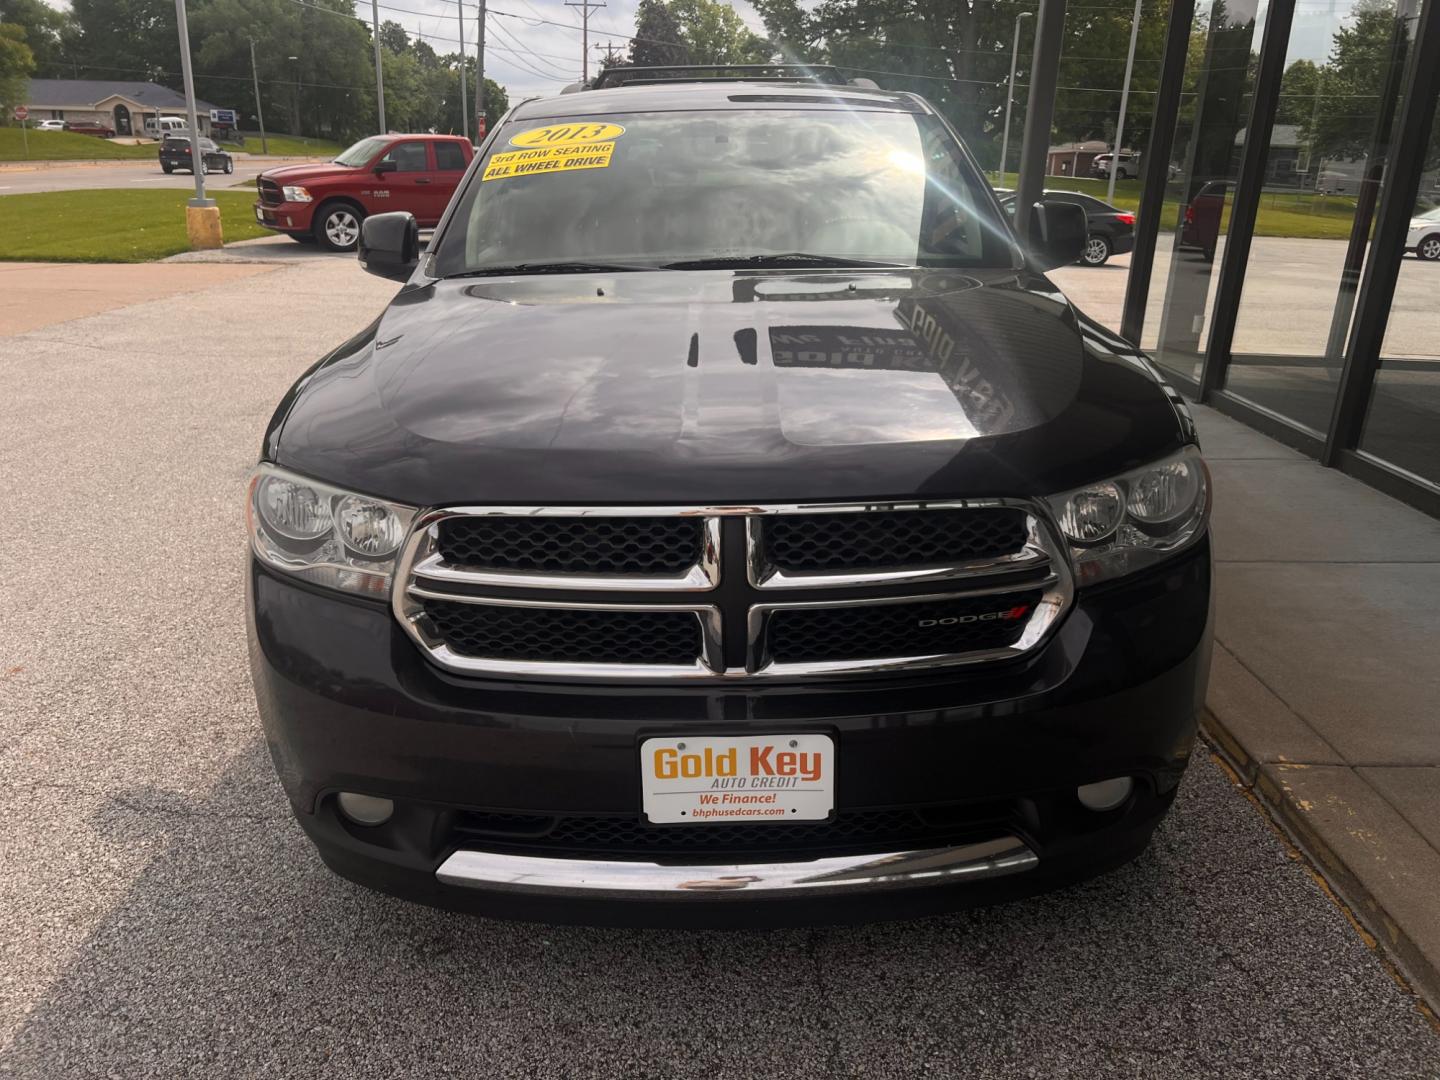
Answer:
xmin=334 ymin=136 xmax=390 ymax=167
xmin=432 ymin=109 xmax=1014 ymax=275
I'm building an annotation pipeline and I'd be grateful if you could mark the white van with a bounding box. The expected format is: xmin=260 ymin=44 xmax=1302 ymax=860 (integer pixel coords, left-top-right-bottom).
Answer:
xmin=144 ymin=115 xmax=187 ymax=139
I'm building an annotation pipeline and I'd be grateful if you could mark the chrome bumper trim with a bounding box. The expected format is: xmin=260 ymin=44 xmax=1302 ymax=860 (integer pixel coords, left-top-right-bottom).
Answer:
xmin=434 ymin=836 xmax=1038 ymax=899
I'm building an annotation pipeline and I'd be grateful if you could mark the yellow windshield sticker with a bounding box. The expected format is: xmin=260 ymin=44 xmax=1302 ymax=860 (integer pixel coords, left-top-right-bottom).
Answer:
xmin=482 ymin=141 xmax=616 ymax=181
xmin=509 ymin=122 xmax=625 ymax=148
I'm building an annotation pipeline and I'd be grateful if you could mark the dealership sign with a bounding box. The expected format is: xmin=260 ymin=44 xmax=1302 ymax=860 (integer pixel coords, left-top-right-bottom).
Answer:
xmin=210 ymin=108 xmax=238 ymax=125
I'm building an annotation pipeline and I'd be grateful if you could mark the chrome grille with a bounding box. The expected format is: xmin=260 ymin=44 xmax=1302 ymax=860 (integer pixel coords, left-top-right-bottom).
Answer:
xmin=437 ymin=516 xmax=703 ymax=576
xmin=765 ymin=589 xmax=1044 ymax=665
xmin=393 ymin=502 xmax=1073 ymax=682
xmin=762 ymin=508 xmax=1028 ymax=573
xmin=423 ymin=600 xmax=702 ymax=666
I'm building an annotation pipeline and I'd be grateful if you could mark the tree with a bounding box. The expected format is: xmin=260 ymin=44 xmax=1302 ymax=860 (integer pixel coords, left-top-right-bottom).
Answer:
xmin=0 ymin=0 xmax=74 ymax=70
xmin=1305 ymin=0 xmax=1408 ymax=162
xmin=378 ymin=19 xmax=409 ymax=55
xmin=0 ymin=21 xmax=34 ymax=117
xmin=68 ymin=0 xmax=178 ymax=83
xmin=629 ymin=0 xmax=688 ymax=67
xmin=666 ymin=0 xmax=771 ymax=65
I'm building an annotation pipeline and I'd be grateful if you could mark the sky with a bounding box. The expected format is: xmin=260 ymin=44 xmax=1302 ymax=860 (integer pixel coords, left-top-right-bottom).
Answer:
xmin=376 ymin=0 xmax=770 ymax=101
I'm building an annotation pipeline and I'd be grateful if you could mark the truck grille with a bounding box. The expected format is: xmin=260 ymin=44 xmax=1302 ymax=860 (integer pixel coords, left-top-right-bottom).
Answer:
xmin=437 ymin=516 xmax=702 ymax=576
xmin=762 ymin=508 xmax=1028 ymax=573
xmin=395 ymin=502 xmax=1072 ymax=681
xmin=765 ymin=590 xmax=1043 ymax=665
xmin=258 ymin=178 xmax=283 ymax=206
xmin=452 ymin=801 xmax=1016 ymax=858
xmin=423 ymin=600 xmax=702 ymax=666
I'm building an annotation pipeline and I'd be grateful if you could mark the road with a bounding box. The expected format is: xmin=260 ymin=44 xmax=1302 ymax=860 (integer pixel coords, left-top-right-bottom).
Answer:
xmin=0 ymin=156 xmax=308 ymax=195
xmin=1051 ymin=235 xmax=1438 ymax=360
xmin=1 ymin=250 xmax=1438 ymax=1077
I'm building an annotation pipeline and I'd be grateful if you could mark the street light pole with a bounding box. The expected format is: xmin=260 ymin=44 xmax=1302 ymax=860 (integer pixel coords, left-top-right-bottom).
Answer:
xmin=249 ymin=37 xmax=268 ymax=155
xmin=174 ymin=0 xmax=209 ymax=207
xmin=371 ymin=0 xmax=386 ymax=133
xmin=173 ymin=0 xmax=220 ymax=248
xmin=999 ymin=11 xmax=1033 ymax=183
xmin=1107 ymin=0 xmax=1144 ymax=204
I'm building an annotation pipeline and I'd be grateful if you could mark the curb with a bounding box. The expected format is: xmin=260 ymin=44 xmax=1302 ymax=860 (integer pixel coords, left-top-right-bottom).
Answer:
xmin=1201 ymin=707 xmax=1440 ymax=1015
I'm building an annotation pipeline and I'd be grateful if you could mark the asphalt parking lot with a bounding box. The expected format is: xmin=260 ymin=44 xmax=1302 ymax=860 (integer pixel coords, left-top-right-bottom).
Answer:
xmin=2 ymin=252 xmax=1438 ymax=1077
xmin=0 ymin=157 xmax=283 ymax=195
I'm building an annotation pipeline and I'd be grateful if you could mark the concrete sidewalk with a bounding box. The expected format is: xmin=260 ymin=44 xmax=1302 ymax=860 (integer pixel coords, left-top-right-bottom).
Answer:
xmin=1196 ymin=405 xmax=1440 ymax=1009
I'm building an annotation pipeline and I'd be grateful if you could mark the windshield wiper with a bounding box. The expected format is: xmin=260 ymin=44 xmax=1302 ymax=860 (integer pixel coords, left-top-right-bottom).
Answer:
xmin=660 ymin=253 xmax=910 ymax=270
xmin=447 ymin=261 xmax=656 ymax=278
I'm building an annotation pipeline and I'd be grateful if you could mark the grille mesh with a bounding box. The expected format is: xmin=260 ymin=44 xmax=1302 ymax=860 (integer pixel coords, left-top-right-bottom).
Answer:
xmin=453 ymin=804 xmax=1013 ymax=856
xmin=767 ymin=591 xmax=1042 ymax=664
xmin=763 ymin=508 xmax=1028 ymax=573
xmin=437 ymin=516 xmax=703 ymax=576
xmin=424 ymin=600 xmax=702 ymax=666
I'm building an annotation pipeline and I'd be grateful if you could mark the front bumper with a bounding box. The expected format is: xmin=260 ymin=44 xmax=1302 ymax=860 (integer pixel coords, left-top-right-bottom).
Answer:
xmin=247 ymin=539 xmax=1212 ymax=925
xmin=253 ymin=200 xmax=315 ymax=234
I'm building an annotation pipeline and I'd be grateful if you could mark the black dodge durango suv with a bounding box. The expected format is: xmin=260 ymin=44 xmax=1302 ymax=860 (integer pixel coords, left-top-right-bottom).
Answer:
xmin=246 ymin=70 xmax=1212 ymax=926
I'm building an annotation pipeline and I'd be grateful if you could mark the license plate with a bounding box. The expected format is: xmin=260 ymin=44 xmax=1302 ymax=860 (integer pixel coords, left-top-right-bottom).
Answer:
xmin=640 ymin=734 xmax=834 ymax=824
xmin=254 ymin=206 xmax=263 ymax=222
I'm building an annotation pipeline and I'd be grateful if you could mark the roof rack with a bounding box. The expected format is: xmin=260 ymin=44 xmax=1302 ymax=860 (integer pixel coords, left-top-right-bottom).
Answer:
xmin=589 ymin=64 xmax=850 ymax=90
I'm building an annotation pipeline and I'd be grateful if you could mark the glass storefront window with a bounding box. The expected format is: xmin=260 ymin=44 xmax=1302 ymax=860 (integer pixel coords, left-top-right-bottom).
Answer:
xmin=1224 ymin=0 xmax=1412 ymax=437
xmin=1152 ymin=0 xmax=1268 ymax=383
xmin=1358 ymin=110 xmax=1440 ymax=486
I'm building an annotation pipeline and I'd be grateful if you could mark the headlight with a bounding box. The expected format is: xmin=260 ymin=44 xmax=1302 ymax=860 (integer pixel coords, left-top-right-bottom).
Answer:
xmin=282 ymin=185 xmax=312 ymax=202
xmin=1046 ymin=446 xmax=1209 ymax=584
xmin=247 ymin=464 xmax=416 ymax=597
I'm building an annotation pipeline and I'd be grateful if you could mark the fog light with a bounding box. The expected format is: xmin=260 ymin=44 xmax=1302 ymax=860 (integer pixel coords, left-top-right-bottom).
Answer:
xmin=1076 ymin=776 xmax=1133 ymax=812
xmin=337 ymin=791 xmax=394 ymax=826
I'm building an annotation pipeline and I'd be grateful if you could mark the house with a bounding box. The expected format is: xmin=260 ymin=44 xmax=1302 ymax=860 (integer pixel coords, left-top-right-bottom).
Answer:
xmin=1045 ymin=140 xmax=1109 ymax=177
xmin=1232 ymin=123 xmax=1303 ymax=185
xmin=22 ymin=79 xmax=222 ymax=137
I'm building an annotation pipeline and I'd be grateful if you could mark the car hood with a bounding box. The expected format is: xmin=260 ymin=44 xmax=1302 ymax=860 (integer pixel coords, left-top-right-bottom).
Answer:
xmin=257 ymin=161 xmax=355 ymax=184
xmin=268 ymin=268 xmax=1187 ymax=506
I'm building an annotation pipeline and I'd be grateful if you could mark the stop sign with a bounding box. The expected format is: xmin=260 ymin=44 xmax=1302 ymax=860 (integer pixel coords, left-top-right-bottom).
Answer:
xmin=13 ymin=105 xmax=28 ymax=121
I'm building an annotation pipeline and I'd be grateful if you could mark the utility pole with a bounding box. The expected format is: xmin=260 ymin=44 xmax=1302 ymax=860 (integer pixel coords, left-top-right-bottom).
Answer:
xmin=371 ymin=0 xmax=386 ymax=133
xmin=565 ymin=0 xmax=605 ymax=83
xmin=1106 ymin=0 xmax=1143 ymax=204
xmin=249 ymin=37 xmax=268 ymax=154
xmin=458 ymin=1 xmax=468 ymax=138
xmin=999 ymin=11 xmax=1033 ymax=183
xmin=474 ymin=0 xmax=486 ymax=141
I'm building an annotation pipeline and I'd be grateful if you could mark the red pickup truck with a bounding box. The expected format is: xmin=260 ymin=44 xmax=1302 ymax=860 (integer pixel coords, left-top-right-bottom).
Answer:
xmin=254 ymin=133 xmax=474 ymax=251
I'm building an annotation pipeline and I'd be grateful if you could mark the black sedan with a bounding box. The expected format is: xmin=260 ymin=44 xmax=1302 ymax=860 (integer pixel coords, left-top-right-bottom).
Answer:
xmin=159 ymin=134 xmax=234 ymax=176
xmin=1000 ymin=189 xmax=1135 ymax=266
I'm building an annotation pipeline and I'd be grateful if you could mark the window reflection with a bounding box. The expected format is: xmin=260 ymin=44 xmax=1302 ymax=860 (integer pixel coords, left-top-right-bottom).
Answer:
xmin=1224 ymin=0 xmax=1411 ymax=437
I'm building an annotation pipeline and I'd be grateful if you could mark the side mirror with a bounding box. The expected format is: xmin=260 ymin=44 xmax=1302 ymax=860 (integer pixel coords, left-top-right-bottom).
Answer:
xmin=1027 ymin=200 xmax=1088 ymax=271
xmin=373 ymin=159 xmax=397 ymax=176
xmin=358 ymin=212 xmax=420 ymax=281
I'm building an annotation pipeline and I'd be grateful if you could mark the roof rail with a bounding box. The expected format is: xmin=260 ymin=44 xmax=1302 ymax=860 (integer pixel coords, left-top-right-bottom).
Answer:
xmin=590 ymin=64 xmax=850 ymax=90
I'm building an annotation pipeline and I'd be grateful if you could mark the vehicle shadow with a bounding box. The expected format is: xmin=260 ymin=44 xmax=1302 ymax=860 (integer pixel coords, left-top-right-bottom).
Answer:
xmin=1 ymin=740 xmax=1434 ymax=1079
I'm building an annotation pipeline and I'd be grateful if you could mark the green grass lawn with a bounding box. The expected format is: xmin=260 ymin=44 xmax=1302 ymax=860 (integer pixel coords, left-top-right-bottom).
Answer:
xmin=0 ymin=189 xmax=270 ymax=262
xmin=990 ymin=171 xmax=1361 ymax=240
xmin=0 ymin=127 xmax=157 ymax=162
xmin=228 ymin=131 xmax=344 ymax=157
xmin=0 ymin=126 xmax=342 ymax=162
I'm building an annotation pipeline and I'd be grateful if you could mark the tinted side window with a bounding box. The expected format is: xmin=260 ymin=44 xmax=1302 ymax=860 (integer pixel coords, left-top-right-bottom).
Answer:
xmin=434 ymin=142 xmax=466 ymax=171
xmin=382 ymin=142 xmax=429 ymax=172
